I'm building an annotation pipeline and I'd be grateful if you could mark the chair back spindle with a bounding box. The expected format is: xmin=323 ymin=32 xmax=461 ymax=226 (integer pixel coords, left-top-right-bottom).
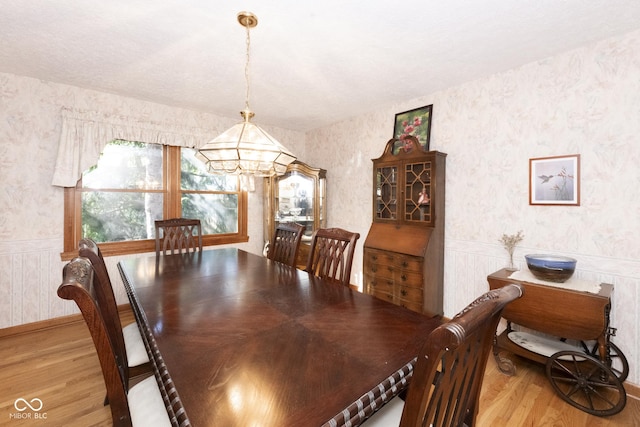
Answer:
xmin=155 ymin=218 xmax=203 ymax=257
xmin=267 ymin=223 xmax=305 ymax=267
xmin=306 ymin=227 xmax=360 ymax=287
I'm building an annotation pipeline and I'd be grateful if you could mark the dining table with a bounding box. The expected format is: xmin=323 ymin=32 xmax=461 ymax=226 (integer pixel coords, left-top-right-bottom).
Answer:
xmin=118 ymin=247 xmax=443 ymax=427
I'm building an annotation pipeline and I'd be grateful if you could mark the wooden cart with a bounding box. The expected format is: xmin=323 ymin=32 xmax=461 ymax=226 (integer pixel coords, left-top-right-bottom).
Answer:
xmin=488 ymin=269 xmax=628 ymax=416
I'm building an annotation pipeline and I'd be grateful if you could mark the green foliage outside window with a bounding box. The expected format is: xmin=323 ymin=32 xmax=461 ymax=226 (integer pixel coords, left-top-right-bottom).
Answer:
xmin=81 ymin=140 xmax=239 ymax=243
xmin=180 ymin=148 xmax=238 ymax=235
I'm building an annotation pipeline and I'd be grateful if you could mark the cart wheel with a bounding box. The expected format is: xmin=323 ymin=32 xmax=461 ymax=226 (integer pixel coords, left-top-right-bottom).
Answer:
xmin=494 ymin=351 xmax=516 ymax=376
xmin=585 ymin=342 xmax=629 ymax=383
xmin=546 ymin=350 xmax=626 ymax=416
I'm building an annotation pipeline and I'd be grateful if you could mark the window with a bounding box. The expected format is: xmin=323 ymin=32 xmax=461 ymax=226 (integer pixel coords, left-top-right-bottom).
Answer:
xmin=63 ymin=140 xmax=247 ymax=259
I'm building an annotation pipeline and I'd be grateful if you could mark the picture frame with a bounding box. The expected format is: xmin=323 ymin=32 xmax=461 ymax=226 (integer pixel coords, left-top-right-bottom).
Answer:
xmin=529 ymin=154 xmax=580 ymax=206
xmin=393 ymin=105 xmax=432 ymax=153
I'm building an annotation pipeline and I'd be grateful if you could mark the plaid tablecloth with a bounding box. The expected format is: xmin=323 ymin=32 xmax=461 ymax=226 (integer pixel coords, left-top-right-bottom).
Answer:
xmin=321 ymin=357 xmax=416 ymax=427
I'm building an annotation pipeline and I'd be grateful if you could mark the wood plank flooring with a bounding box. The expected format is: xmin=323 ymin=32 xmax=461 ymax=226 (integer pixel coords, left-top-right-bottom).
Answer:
xmin=0 ymin=309 xmax=638 ymax=426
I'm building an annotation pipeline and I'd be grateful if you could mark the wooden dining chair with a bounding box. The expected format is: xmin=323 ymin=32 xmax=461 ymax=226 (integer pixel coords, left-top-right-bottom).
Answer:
xmin=267 ymin=222 xmax=305 ymax=267
xmin=78 ymin=239 xmax=151 ymax=389
xmin=154 ymin=218 xmax=203 ymax=257
xmin=57 ymin=257 xmax=172 ymax=427
xmin=305 ymin=227 xmax=360 ymax=287
xmin=363 ymin=283 xmax=524 ymax=427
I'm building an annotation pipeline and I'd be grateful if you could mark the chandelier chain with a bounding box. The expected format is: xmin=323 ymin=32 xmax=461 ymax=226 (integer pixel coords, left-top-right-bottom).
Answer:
xmin=244 ymin=22 xmax=251 ymax=112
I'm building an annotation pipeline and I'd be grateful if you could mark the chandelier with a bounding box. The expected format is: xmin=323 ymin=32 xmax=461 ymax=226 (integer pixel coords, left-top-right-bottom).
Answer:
xmin=196 ymin=11 xmax=296 ymax=180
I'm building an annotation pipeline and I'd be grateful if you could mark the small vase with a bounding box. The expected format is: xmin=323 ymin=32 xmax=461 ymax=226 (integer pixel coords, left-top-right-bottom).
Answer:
xmin=505 ymin=253 xmax=517 ymax=272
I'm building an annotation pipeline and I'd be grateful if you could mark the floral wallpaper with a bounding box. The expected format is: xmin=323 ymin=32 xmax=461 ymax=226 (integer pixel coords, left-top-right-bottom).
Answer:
xmin=0 ymin=29 xmax=638 ymax=386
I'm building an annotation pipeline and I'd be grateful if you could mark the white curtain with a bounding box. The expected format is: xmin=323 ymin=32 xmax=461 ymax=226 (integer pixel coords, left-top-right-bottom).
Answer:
xmin=51 ymin=108 xmax=214 ymax=187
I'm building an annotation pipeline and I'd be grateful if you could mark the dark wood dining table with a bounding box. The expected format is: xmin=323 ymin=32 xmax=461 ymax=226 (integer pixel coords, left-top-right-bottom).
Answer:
xmin=118 ymin=248 xmax=442 ymax=427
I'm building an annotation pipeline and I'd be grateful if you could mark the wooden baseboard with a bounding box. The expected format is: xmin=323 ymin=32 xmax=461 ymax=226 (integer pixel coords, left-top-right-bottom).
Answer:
xmin=0 ymin=313 xmax=84 ymax=339
xmin=626 ymin=382 xmax=640 ymax=401
xmin=0 ymin=304 xmax=133 ymax=339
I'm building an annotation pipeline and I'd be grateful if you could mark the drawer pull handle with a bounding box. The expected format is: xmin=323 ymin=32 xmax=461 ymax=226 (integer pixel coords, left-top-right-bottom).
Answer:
xmin=372 ymin=255 xmax=378 ymax=260
xmin=401 ymin=289 xmax=407 ymax=296
xmin=388 ymin=267 xmax=394 ymax=272
xmin=401 ymin=274 xmax=407 ymax=281
xmin=371 ymin=267 xmax=378 ymax=273
xmin=402 ymin=261 xmax=409 ymax=267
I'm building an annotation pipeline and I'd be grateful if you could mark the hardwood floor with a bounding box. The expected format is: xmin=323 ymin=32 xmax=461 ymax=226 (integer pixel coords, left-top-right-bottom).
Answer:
xmin=0 ymin=316 xmax=112 ymax=426
xmin=479 ymin=353 xmax=639 ymax=426
xmin=1 ymin=310 xmax=638 ymax=426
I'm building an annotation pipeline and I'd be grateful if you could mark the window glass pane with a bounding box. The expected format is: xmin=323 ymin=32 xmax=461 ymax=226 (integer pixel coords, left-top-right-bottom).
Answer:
xmin=83 ymin=141 xmax=163 ymax=190
xmin=82 ymin=192 xmax=163 ymax=242
xmin=181 ymin=148 xmax=238 ymax=191
xmin=182 ymin=193 xmax=238 ymax=234
xmin=65 ymin=140 xmax=246 ymax=254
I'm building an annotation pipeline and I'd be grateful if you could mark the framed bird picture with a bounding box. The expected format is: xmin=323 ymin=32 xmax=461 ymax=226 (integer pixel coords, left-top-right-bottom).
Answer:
xmin=529 ymin=154 xmax=580 ymax=205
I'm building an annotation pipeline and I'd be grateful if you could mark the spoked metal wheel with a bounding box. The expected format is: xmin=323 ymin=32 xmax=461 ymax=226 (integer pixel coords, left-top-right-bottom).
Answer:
xmin=546 ymin=350 xmax=626 ymax=416
xmin=584 ymin=341 xmax=629 ymax=382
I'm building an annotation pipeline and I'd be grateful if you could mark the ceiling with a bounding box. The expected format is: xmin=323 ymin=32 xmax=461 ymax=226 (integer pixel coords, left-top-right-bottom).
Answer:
xmin=2 ymin=1 xmax=640 ymax=132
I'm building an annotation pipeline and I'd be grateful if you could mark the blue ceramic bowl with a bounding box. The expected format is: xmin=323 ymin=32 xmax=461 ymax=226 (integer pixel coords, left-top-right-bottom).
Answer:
xmin=525 ymin=254 xmax=577 ymax=283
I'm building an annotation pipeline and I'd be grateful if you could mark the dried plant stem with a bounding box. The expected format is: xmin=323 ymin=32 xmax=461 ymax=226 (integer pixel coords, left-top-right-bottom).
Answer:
xmin=499 ymin=230 xmax=524 ymax=270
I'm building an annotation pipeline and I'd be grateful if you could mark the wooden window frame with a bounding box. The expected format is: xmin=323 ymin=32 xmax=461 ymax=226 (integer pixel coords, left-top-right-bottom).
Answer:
xmin=62 ymin=145 xmax=248 ymax=260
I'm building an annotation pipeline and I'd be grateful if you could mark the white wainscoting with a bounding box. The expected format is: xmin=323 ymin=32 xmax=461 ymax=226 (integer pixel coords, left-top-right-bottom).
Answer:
xmin=0 ymin=238 xmax=67 ymax=328
xmin=0 ymin=238 xmax=141 ymax=328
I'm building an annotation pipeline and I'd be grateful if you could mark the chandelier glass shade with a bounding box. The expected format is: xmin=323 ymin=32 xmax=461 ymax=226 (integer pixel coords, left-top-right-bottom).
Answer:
xmin=196 ymin=11 xmax=296 ymax=177
xmin=195 ymin=110 xmax=296 ymax=177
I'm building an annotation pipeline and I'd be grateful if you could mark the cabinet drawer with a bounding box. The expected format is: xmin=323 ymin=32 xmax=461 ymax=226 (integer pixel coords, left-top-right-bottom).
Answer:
xmin=366 ymin=249 xmax=422 ymax=272
xmin=394 ymin=270 xmax=423 ymax=288
xmin=393 ymin=256 xmax=422 ymax=273
xmin=364 ymin=249 xmax=396 ymax=267
xmin=364 ymin=263 xmax=395 ymax=280
xmin=371 ymin=289 xmax=395 ymax=305
xmin=396 ymin=285 xmax=423 ymax=303
xmin=364 ymin=274 xmax=394 ymax=294
xmin=397 ymin=299 xmax=422 ymax=313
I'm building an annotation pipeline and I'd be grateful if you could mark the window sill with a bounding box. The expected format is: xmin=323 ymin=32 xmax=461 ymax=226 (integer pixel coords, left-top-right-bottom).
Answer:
xmin=60 ymin=234 xmax=249 ymax=261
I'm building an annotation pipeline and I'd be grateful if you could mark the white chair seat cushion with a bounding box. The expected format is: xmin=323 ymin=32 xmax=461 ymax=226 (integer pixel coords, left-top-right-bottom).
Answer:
xmin=123 ymin=322 xmax=151 ymax=367
xmin=364 ymin=396 xmax=405 ymax=426
xmin=128 ymin=376 xmax=172 ymax=427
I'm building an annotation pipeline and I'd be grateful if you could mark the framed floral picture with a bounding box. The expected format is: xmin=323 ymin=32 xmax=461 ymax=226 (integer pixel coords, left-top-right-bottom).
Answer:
xmin=393 ymin=105 xmax=432 ymax=153
xmin=529 ymin=154 xmax=580 ymax=206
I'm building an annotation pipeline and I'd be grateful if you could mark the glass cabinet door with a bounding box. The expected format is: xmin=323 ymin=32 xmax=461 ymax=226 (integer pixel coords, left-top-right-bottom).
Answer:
xmin=264 ymin=161 xmax=327 ymax=252
xmin=375 ymin=165 xmax=398 ymax=220
xmin=276 ymin=171 xmax=315 ymax=236
xmin=404 ymin=160 xmax=432 ymax=224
